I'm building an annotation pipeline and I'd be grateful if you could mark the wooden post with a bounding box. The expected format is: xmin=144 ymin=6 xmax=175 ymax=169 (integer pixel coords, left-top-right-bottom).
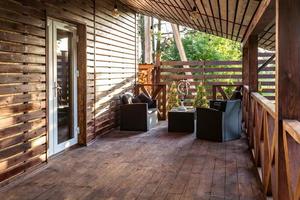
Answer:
xmin=248 ymin=35 xmax=258 ymax=93
xmin=276 ymin=0 xmax=300 ymax=199
xmin=242 ymin=44 xmax=249 ymax=87
xmin=144 ymin=16 xmax=152 ymax=64
xmin=243 ymin=35 xmax=258 ymax=145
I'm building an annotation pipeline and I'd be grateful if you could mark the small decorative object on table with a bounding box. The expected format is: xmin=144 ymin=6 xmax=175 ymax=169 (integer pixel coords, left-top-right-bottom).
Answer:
xmin=177 ymin=80 xmax=191 ymax=111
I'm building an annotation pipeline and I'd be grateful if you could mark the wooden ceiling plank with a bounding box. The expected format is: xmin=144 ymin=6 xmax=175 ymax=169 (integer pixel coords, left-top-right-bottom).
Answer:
xmin=226 ymin=0 xmax=229 ymax=38
xmin=187 ymin=0 xmax=209 ymax=32
xmin=184 ymin=0 xmax=207 ymax=32
xmin=151 ymin=0 xmax=187 ymax=27
xmin=208 ymin=0 xmax=220 ymax=37
xmin=217 ymin=0 xmax=223 ymax=37
xmin=133 ymin=0 xmax=187 ymax=27
xmin=160 ymin=0 xmax=189 ymax=27
xmin=236 ymin=0 xmax=250 ymax=41
xmin=231 ymin=0 xmax=240 ymax=40
xmin=242 ymin=0 xmax=275 ymax=44
xmin=198 ymin=0 xmax=215 ymax=35
xmin=177 ymin=0 xmax=199 ymax=30
xmin=120 ymin=0 xmax=276 ymax=50
xmin=258 ymin=22 xmax=275 ymax=42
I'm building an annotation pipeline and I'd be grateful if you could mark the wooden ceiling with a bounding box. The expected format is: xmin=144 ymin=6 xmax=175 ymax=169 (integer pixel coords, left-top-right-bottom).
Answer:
xmin=120 ymin=0 xmax=275 ymax=50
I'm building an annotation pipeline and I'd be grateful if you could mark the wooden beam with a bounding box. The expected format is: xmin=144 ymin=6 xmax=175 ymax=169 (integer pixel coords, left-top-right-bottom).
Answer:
xmin=171 ymin=23 xmax=192 ymax=76
xmin=77 ymin=24 xmax=87 ymax=145
xmin=144 ymin=16 xmax=152 ymax=64
xmin=275 ymin=0 xmax=300 ymax=199
xmin=242 ymin=0 xmax=275 ymax=44
xmin=258 ymin=54 xmax=275 ymax=72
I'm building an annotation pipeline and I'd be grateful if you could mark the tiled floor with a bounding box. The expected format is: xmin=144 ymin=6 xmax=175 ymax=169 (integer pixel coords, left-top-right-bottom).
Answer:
xmin=1 ymin=122 xmax=264 ymax=200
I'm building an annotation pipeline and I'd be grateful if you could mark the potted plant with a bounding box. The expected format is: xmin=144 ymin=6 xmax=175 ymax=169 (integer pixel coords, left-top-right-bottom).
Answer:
xmin=167 ymin=81 xmax=179 ymax=110
xmin=193 ymin=82 xmax=209 ymax=108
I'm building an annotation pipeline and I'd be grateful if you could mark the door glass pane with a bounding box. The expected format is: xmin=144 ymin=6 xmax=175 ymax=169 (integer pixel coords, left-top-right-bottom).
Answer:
xmin=56 ymin=29 xmax=73 ymax=144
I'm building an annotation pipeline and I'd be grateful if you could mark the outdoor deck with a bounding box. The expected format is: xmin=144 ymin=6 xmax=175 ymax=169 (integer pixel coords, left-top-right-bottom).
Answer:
xmin=1 ymin=122 xmax=264 ymax=200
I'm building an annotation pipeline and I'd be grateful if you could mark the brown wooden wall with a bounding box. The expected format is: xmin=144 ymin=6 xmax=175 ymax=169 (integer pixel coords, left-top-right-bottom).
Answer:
xmin=0 ymin=0 xmax=137 ymax=185
xmin=93 ymin=0 xmax=137 ymax=139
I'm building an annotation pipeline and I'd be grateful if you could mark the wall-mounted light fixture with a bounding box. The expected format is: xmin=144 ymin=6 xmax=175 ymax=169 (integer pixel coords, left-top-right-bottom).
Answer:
xmin=112 ymin=0 xmax=120 ymax=18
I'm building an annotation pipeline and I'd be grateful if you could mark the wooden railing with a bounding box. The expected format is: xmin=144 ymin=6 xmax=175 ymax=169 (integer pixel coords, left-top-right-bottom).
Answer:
xmin=134 ymin=84 xmax=167 ymax=120
xmin=155 ymin=59 xmax=275 ymax=103
xmin=244 ymin=88 xmax=300 ymax=199
xmin=282 ymin=120 xmax=300 ymax=200
xmin=212 ymin=84 xmax=242 ymax=100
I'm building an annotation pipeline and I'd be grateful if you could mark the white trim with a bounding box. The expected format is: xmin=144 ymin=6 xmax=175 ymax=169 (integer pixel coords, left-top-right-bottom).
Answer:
xmin=47 ymin=18 xmax=78 ymax=157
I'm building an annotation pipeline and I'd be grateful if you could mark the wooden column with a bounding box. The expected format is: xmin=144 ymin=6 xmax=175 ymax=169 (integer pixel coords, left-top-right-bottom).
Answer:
xmin=242 ymin=44 xmax=249 ymax=86
xmin=243 ymin=35 xmax=258 ymax=146
xmin=242 ymin=35 xmax=258 ymax=90
xmin=247 ymin=35 xmax=258 ymax=92
xmin=276 ymin=0 xmax=300 ymax=199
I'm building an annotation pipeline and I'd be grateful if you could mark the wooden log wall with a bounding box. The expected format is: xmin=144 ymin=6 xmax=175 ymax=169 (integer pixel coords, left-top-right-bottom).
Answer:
xmin=0 ymin=0 xmax=137 ymax=185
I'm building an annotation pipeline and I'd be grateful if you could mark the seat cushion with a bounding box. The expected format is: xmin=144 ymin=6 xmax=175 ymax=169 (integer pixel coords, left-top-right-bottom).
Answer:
xmin=121 ymin=93 xmax=134 ymax=104
xmin=137 ymin=93 xmax=156 ymax=108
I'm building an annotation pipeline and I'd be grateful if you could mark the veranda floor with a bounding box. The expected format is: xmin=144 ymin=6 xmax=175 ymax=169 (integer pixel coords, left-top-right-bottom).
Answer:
xmin=1 ymin=122 xmax=264 ymax=200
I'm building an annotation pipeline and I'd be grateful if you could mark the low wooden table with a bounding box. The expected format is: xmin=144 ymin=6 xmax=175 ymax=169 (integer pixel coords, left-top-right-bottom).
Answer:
xmin=168 ymin=107 xmax=195 ymax=133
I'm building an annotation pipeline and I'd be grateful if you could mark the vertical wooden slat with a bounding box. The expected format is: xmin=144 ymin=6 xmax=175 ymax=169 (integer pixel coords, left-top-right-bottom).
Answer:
xmin=77 ymin=24 xmax=87 ymax=145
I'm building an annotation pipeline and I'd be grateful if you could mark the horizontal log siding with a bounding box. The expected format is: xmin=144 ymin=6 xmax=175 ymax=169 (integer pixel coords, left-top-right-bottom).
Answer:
xmin=94 ymin=0 xmax=137 ymax=137
xmin=0 ymin=0 xmax=137 ymax=184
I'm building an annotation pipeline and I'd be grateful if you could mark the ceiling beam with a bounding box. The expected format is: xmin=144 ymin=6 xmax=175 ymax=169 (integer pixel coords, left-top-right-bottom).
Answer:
xmin=242 ymin=0 xmax=275 ymax=44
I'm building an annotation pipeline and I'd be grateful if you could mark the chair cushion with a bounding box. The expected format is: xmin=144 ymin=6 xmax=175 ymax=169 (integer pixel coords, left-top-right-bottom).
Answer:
xmin=121 ymin=93 xmax=134 ymax=104
xmin=132 ymin=96 xmax=142 ymax=103
xmin=137 ymin=93 xmax=155 ymax=108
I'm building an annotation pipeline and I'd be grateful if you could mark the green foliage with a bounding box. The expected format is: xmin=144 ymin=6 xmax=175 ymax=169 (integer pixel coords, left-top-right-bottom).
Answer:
xmin=223 ymin=80 xmax=235 ymax=98
xmin=258 ymin=82 xmax=263 ymax=95
xmin=161 ymin=31 xmax=242 ymax=61
xmin=193 ymin=83 xmax=209 ymax=108
xmin=167 ymin=82 xmax=179 ymax=110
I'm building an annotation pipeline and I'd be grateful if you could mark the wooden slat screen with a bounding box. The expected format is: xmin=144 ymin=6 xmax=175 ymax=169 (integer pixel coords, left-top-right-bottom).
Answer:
xmin=0 ymin=0 xmax=137 ymax=184
xmin=158 ymin=57 xmax=275 ymax=105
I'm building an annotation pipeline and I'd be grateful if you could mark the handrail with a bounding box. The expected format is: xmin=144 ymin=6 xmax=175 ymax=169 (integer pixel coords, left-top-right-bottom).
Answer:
xmin=245 ymin=89 xmax=300 ymax=200
xmin=134 ymin=84 xmax=167 ymax=120
xmin=160 ymin=60 xmax=242 ymax=66
xmin=251 ymin=92 xmax=275 ymax=118
xmin=212 ymin=84 xmax=243 ymax=100
xmin=283 ymin=120 xmax=300 ymax=144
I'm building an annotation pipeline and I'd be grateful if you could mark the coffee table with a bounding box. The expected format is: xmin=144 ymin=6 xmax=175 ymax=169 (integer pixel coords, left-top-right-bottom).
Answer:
xmin=168 ymin=107 xmax=196 ymax=133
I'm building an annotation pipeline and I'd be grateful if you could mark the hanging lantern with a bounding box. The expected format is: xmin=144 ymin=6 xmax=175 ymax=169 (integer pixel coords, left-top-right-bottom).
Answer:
xmin=190 ymin=6 xmax=199 ymax=21
xmin=150 ymin=25 xmax=154 ymax=35
xmin=112 ymin=1 xmax=120 ymax=18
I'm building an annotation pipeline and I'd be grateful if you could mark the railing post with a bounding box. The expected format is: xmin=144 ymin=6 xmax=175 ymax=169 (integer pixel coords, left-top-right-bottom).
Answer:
xmin=276 ymin=0 xmax=300 ymax=199
xmin=212 ymin=85 xmax=216 ymax=100
xmin=155 ymin=53 xmax=161 ymax=85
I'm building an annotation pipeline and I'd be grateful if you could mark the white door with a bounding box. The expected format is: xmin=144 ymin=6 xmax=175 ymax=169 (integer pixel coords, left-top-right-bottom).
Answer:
xmin=47 ymin=18 xmax=78 ymax=157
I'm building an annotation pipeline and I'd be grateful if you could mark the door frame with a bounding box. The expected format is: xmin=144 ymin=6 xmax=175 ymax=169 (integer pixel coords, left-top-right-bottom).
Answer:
xmin=47 ymin=18 xmax=78 ymax=157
